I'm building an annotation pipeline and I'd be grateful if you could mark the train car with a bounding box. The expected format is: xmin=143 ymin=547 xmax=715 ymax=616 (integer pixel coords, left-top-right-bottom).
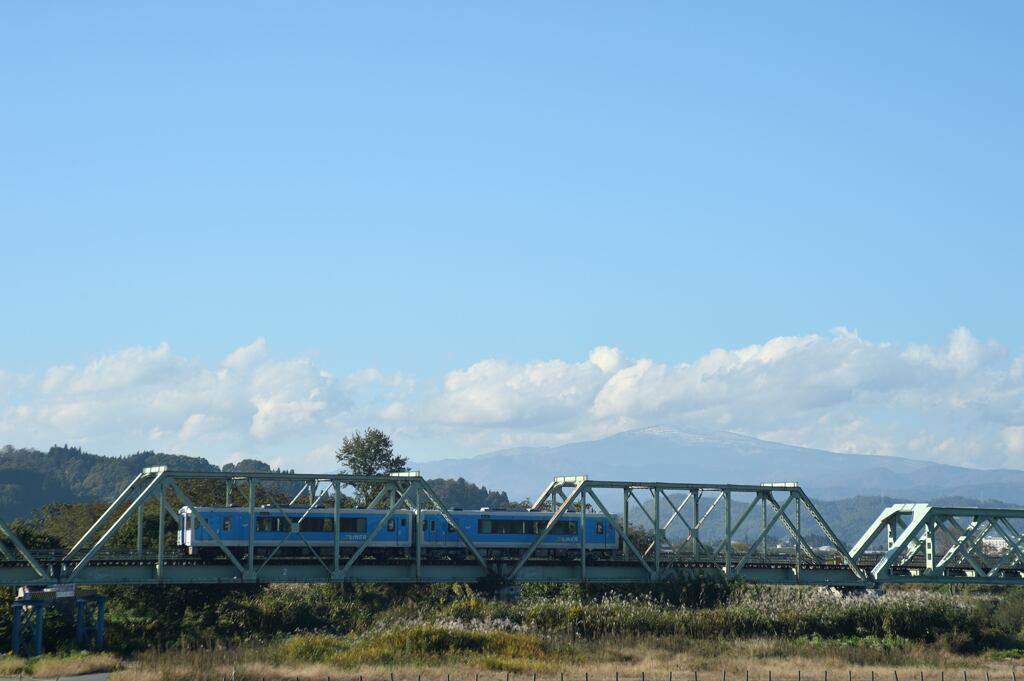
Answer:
xmin=178 ymin=506 xmax=413 ymax=559
xmin=417 ymin=509 xmax=619 ymax=558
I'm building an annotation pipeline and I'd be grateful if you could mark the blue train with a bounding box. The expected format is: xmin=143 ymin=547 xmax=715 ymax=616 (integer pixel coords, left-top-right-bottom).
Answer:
xmin=178 ymin=506 xmax=620 ymax=561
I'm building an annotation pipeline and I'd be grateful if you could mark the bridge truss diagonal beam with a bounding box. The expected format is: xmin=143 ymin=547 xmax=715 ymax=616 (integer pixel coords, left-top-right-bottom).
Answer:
xmin=859 ymin=505 xmax=1024 ymax=584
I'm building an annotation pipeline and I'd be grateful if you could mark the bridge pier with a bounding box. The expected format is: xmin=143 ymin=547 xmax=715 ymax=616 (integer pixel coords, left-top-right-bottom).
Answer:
xmin=74 ymin=594 xmax=106 ymax=651
xmin=11 ymin=597 xmax=45 ymax=657
xmin=10 ymin=588 xmax=106 ymax=657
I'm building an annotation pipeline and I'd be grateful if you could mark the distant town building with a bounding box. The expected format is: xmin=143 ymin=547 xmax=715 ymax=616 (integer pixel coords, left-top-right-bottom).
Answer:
xmin=982 ymin=535 xmax=1010 ymax=555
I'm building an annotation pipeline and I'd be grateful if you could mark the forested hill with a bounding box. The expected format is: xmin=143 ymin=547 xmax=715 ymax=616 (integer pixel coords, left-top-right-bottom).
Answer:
xmin=0 ymin=445 xmax=510 ymax=520
xmin=0 ymin=445 xmax=223 ymax=519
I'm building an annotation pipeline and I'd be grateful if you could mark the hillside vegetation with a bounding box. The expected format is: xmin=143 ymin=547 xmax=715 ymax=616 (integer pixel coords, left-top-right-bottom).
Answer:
xmin=0 ymin=444 xmax=509 ymax=522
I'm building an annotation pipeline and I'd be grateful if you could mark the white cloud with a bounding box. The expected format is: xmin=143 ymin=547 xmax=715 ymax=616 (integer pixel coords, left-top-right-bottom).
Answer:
xmin=589 ymin=346 xmax=623 ymax=373
xmin=2 ymin=328 xmax=1023 ymax=470
xmin=223 ymin=338 xmax=267 ymax=369
xmin=46 ymin=343 xmax=186 ymax=395
xmin=411 ymin=327 xmax=1024 ymax=467
xmin=429 ymin=357 xmax=608 ymax=428
xmin=1005 ymin=426 xmax=1024 ymax=455
xmin=179 ymin=413 xmax=215 ymax=441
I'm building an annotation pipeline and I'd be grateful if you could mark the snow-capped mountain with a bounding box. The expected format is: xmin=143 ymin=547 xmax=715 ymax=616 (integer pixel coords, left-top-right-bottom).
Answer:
xmin=414 ymin=426 xmax=1024 ymax=504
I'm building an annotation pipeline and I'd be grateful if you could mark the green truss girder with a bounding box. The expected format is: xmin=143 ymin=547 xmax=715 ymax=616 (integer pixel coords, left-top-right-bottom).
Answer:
xmin=4 ymin=468 xmax=1024 ymax=587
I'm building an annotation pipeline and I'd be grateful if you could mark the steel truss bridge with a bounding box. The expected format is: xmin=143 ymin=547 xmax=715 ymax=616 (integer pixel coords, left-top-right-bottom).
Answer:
xmin=2 ymin=467 xmax=1024 ymax=589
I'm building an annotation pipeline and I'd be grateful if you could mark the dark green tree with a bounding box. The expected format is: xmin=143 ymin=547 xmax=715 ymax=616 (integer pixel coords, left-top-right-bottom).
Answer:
xmin=335 ymin=428 xmax=408 ymax=504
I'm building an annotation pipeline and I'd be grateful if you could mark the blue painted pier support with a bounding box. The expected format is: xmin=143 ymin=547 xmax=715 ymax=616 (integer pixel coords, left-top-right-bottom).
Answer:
xmin=11 ymin=590 xmax=106 ymax=656
xmin=74 ymin=594 xmax=106 ymax=651
xmin=11 ymin=598 xmax=46 ymax=657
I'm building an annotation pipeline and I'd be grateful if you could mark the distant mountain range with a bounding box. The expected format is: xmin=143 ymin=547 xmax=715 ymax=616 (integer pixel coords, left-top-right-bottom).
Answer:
xmin=414 ymin=426 xmax=1024 ymax=505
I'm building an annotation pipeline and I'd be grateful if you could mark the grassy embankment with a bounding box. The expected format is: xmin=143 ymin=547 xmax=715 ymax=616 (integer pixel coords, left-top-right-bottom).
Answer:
xmin=7 ymin=583 xmax=1024 ymax=679
xmin=94 ymin=583 xmax=1024 ymax=681
xmin=0 ymin=651 xmax=121 ymax=677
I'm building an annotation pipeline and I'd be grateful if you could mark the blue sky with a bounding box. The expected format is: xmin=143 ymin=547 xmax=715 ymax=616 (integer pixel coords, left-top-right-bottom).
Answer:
xmin=2 ymin=4 xmax=1022 ymax=469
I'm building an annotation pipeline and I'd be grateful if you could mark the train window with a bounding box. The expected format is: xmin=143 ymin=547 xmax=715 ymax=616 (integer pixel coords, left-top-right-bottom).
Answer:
xmin=596 ymin=521 xmax=604 ymax=535
xmin=387 ymin=518 xmax=396 ymax=532
xmin=298 ymin=517 xmax=333 ymax=532
xmin=338 ymin=518 xmax=368 ymax=533
xmin=478 ymin=519 xmax=533 ymax=535
xmin=401 ymin=518 xmax=407 ymax=527
xmin=447 ymin=522 xmax=455 ymax=533
xmin=431 ymin=520 xmax=437 ymax=532
xmin=222 ymin=517 xmax=232 ymax=532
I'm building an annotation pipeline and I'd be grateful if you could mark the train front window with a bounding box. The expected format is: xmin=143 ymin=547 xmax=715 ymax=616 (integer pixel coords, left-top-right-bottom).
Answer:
xmin=596 ymin=521 xmax=604 ymax=535
xmin=387 ymin=518 xmax=396 ymax=532
xmin=222 ymin=517 xmax=232 ymax=532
